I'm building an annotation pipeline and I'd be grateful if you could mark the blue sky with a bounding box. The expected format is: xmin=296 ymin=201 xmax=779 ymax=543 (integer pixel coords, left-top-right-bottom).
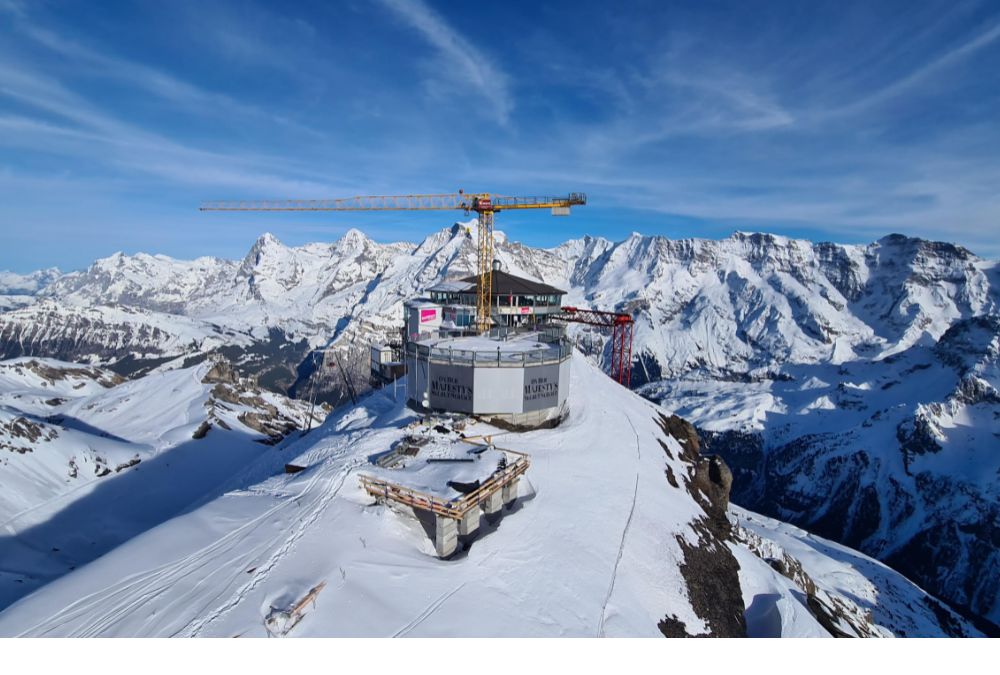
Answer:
xmin=1 ymin=0 xmax=999 ymax=272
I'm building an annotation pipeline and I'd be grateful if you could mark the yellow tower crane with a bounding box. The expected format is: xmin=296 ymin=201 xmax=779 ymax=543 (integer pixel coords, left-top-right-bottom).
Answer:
xmin=200 ymin=191 xmax=586 ymax=333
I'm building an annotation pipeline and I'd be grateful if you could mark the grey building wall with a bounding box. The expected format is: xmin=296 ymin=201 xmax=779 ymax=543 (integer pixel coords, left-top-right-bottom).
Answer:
xmin=406 ymin=351 xmax=571 ymax=415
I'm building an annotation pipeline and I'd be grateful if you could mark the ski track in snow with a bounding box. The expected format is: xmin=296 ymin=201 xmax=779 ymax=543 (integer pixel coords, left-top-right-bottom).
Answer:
xmin=597 ymin=413 xmax=641 ymax=637
xmin=178 ymin=456 xmax=365 ymax=637
xmin=19 ymin=494 xmax=294 ymax=637
xmin=392 ymin=582 xmax=467 ymax=638
xmin=16 ymin=446 xmax=361 ymax=637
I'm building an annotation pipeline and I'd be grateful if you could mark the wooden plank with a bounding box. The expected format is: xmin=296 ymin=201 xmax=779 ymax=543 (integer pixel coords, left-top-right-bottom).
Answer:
xmin=290 ymin=581 xmax=326 ymax=616
xmin=359 ymin=447 xmax=530 ymax=520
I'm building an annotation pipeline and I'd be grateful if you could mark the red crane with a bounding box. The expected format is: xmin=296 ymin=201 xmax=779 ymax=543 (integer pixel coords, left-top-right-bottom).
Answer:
xmin=554 ymin=307 xmax=634 ymax=387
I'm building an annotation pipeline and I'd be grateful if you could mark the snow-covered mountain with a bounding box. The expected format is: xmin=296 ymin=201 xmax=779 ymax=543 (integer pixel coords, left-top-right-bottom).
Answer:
xmin=0 ymin=357 xmax=324 ymax=610
xmin=3 ymin=228 xmax=995 ymax=385
xmin=0 ymin=268 xmax=61 ymax=312
xmin=0 ymin=354 xmax=976 ymax=636
xmin=1 ymin=224 xmax=997 ymax=627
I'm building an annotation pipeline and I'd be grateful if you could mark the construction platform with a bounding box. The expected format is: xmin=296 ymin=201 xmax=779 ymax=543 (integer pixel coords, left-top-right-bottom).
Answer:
xmin=404 ymin=330 xmax=572 ymax=427
xmin=359 ymin=438 xmax=530 ymax=558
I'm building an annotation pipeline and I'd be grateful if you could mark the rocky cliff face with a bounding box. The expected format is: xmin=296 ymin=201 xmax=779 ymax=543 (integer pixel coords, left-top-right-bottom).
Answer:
xmin=683 ymin=314 xmax=1000 ymax=628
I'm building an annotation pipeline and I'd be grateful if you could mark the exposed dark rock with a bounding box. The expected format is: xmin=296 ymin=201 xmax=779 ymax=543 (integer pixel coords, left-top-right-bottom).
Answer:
xmin=699 ymin=428 xmax=766 ymax=505
xmin=673 ymin=523 xmax=746 ymax=637
xmin=954 ymin=375 xmax=1000 ymax=405
xmin=691 ymin=454 xmax=734 ymax=521
xmin=2 ymin=415 xmax=59 ymax=453
xmin=897 ymin=415 xmax=942 ymax=468
xmin=654 ymin=412 xmax=745 ymax=637
xmin=191 ymin=420 xmax=211 ymax=439
xmin=8 ymin=416 xmax=43 ymax=443
xmin=657 ymin=615 xmax=694 ymax=638
xmin=238 ymin=410 xmax=298 ymax=443
xmin=201 ymin=359 xmax=239 ymax=385
xmin=211 ymin=383 xmax=243 ymax=405
xmin=114 ymin=457 xmax=141 ymax=473
xmin=656 ymin=413 xmax=700 ymax=461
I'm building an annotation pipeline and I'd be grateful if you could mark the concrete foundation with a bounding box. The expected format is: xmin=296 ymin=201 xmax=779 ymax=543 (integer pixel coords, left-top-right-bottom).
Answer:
xmin=502 ymin=478 xmax=519 ymax=507
xmin=480 ymin=404 xmax=568 ymax=431
xmin=435 ymin=514 xmax=458 ymax=558
xmin=457 ymin=508 xmax=480 ymax=537
xmin=482 ymin=491 xmax=504 ymax=521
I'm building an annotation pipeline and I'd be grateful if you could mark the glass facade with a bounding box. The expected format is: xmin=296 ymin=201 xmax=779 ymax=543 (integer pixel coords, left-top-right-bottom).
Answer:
xmin=433 ymin=291 xmax=562 ymax=308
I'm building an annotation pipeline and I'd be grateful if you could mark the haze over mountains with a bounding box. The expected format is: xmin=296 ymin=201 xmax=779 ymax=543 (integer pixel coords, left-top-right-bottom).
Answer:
xmin=1 ymin=223 xmax=997 ymax=629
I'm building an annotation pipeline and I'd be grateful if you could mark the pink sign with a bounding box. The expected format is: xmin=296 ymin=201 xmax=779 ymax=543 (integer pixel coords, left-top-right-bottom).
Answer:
xmin=420 ymin=308 xmax=438 ymax=323
xmin=520 ymin=306 xmax=533 ymax=315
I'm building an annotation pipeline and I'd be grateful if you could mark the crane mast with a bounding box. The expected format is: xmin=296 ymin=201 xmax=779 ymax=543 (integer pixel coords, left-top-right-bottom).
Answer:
xmin=201 ymin=191 xmax=585 ymax=333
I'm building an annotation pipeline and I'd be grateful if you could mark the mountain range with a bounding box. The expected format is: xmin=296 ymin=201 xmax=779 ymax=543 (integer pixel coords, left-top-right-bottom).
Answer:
xmin=1 ymin=223 xmax=997 ymax=628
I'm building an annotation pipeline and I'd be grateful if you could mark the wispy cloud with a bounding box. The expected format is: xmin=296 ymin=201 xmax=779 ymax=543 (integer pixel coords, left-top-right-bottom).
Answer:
xmin=0 ymin=60 xmax=341 ymax=196
xmin=5 ymin=17 xmax=325 ymax=139
xmin=0 ymin=0 xmax=25 ymax=18
xmin=818 ymin=20 xmax=1000 ymax=120
xmin=2 ymin=1 xmax=1000 ymax=269
xmin=657 ymin=70 xmax=795 ymax=132
xmin=376 ymin=0 xmax=513 ymax=125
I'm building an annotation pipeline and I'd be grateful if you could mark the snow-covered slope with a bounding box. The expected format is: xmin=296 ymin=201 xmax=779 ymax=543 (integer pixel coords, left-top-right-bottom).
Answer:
xmin=1 ymin=225 xmax=996 ymax=626
xmin=731 ymin=507 xmax=973 ymax=638
xmin=0 ymin=357 xmax=323 ymax=611
xmin=0 ymin=355 xmax=976 ymax=637
xmin=651 ymin=317 xmax=1000 ymax=627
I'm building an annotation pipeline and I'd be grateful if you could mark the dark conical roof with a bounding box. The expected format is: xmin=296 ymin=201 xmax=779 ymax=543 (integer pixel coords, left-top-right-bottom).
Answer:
xmin=459 ymin=269 xmax=566 ymax=296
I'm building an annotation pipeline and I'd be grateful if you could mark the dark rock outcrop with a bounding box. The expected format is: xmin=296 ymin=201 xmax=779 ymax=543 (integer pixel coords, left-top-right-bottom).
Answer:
xmin=655 ymin=413 xmax=746 ymax=637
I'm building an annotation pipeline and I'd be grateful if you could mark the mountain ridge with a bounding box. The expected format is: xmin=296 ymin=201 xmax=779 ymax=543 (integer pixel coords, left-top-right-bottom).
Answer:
xmin=1 ymin=223 xmax=997 ymax=624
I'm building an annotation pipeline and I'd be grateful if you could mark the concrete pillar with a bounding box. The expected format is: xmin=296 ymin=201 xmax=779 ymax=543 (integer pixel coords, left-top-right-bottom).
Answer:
xmin=434 ymin=515 xmax=458 ymax=558
xmin=457 ymin=508 xmax=480 ymax=537
xmin=502 ymin=478 xmax=519 ymax=507
xmin=482 ymin=490 xmax=504 ymax=522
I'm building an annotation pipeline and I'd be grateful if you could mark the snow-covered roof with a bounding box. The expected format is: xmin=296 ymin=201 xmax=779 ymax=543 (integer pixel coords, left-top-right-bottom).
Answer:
xmin=426 ymin=279 xmax=475 ymax=293
xmin=403 ymin=298 xmax=440 ymax=309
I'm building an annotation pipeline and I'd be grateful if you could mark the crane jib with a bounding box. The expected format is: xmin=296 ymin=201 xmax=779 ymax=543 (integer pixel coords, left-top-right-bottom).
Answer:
xmin=200 ymin=190 xmax=586 ymax=334
xmin=199 ymin=193 xmax=586 ymax=212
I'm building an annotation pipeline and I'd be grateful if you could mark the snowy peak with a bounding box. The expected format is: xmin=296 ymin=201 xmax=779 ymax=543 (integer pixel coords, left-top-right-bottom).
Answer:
xmin=0 ymin=268 xmax=61 ymax=296
xmin=335 ymin=228 xmax=371 ymax=249
xmin=240 ymin=232 xmax=288 ymax=269
xmin=3 ymin=227 xmax=997 ymax=381
xmin=238 ymin=232 xmax=301 ymax=298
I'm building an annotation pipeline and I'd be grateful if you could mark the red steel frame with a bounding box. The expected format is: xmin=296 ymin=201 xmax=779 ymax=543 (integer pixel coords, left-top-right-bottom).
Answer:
xmin=556 ymin=307 xmax=634 ymax=387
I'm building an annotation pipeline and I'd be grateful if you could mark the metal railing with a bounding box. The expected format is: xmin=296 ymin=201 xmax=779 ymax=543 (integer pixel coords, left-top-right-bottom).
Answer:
xmin=406 ymin=338 xmax=572 ymax=368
